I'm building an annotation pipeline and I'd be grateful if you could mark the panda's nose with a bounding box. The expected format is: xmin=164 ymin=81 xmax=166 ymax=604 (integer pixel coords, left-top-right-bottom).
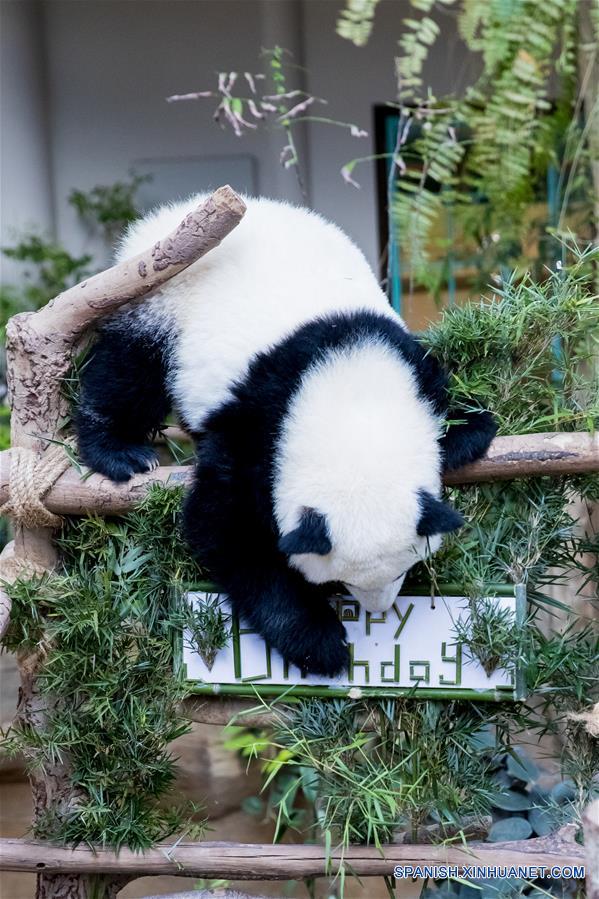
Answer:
xmin=346 ymin=577 xmax=404 ymax=613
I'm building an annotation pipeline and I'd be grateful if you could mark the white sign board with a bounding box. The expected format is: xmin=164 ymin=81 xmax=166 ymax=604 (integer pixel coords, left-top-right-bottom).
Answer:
xmin=183 ymin=588 xmax=525 ymax=701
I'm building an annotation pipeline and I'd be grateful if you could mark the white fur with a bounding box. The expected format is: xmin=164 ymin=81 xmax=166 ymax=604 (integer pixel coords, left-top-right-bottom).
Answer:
xmin=117 ymin=194 xmax=398 ymax=430
xmin=119 ymin=195 xmax=442 ymax=611
xmin=273 ymin=340 xmax=444 ymax=611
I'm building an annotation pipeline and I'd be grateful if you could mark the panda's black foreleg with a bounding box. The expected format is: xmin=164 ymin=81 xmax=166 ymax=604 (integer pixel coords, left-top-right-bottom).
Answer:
xmin=76 ymin=319 xmax=171 ymax=482
xmin=182 ymin=468 xmax=349 ymax=677
xmin=225 ymin=562 xmax=350 ymax=678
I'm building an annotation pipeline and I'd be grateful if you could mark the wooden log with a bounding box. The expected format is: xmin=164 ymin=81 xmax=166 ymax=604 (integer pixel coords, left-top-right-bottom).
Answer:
xmin=443 ymin=430 xmax=599 ymax=485
xmin=584 ymin=800 xmax=599 ymax=899
xmin=33 ymin=185 xmax=246 ymax=343
xmin=140 ymin=892 xmax=279 ymax=899
xmin=0 ymin=827 xmax=584 ymax=879
xmin=183 ymin=695 xmax=285 ymax=729
xmin=1 ymin=432 xmax=598 ymax=518
xmin=0 ymin=456 xmax=191 ymax=517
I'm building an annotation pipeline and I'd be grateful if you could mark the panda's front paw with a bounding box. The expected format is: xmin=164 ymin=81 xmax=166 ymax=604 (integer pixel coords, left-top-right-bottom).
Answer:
xmin=86 ymin=444 xmax=159 ymax=483
xmin=106 ymin=445 xmax=160 ymax=482
xmin=293 ymin=619 xmax=350 ymax=677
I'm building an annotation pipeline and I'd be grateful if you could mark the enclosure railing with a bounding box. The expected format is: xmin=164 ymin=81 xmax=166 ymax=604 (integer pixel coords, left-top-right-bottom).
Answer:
xmin=0 ymin=187 xmax=597 ymax=899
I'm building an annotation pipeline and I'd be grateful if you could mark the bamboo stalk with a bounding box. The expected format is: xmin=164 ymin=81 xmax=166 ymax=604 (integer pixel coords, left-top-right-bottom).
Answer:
xmin=1 ymin=432 xmax=597 ymax=519
xmin=0 ymin=827 xmax=584 ymax=878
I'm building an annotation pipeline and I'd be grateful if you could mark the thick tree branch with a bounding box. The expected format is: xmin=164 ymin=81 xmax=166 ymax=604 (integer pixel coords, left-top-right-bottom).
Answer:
xmin=33 ymin=185 xmax=246 ymax=344
xmin=443 ymin=430 xmax=599 ymax=484
xmin=1 ymin=432 xmax=597 ymax=518
xmin=0 ymin=827 xmax=583 ymax=878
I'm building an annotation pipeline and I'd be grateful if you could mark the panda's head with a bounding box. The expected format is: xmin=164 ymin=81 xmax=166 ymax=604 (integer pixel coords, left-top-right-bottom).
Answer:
xmin=277 ymin=491 xmax=463 ymax=613
xmin=274 ymin=342 xmax=496 ymax=613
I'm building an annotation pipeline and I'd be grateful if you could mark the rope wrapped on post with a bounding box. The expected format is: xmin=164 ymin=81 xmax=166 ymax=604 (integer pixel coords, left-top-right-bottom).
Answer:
xmin=0 ymin=440 xmax=75 ymax=530
xmin=0 ymin=439 xmax=76 ymax=639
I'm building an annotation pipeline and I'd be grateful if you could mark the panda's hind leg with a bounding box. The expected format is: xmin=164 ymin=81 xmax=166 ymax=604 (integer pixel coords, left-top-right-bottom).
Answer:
xmin=76 ymin=316 xmax=172 ymax=482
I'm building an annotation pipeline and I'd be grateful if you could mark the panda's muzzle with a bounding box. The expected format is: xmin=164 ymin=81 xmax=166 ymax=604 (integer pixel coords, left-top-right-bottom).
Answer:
xmin=345 ymin=575 xmax=406 ymax=613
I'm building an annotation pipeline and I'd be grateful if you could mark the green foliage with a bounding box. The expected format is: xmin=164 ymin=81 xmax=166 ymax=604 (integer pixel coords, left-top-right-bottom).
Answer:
xmin=265 ymin=697 xmax=499 ymax=850
xmin=336 ymin=0 xmax=382 ymax=47
xmin=396 ymin=12 xmax=441 ymax=99
xmin=453 ymin=597 xmax=519 ymax=676
xmin=185 ymin=594 xmax=231 ymax=670
xmin=339 ymin=0 xmax=595 ymax=291
xmin=421 ymin=477 xmax=589 ymax=598
xmin=1 ymin=486 xmax=206 ymax=849
xmin=0 ymin=403 xmax=10 ymax=451
xmin=224 ymin=725 xmax=312 ymax=839
xmin=423 ymin=249 xmax=599 ymax=435
xmin=68 ymin=172 xmax=150 ymax=240
xmin=415 ymin=251 xmax=599 ymax=819
xmin=391 ymin=117 xmax=466 ymax=290
xmin=415 ymin=251 xmax=599 ymax=605
xmin=1 ymin=236 xmax=92 ymax=319
xmin=528 ymin=622 xmax=599 ymax=807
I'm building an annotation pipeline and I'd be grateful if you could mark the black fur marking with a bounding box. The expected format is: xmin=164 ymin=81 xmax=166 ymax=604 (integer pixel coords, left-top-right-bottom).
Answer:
xmin=76 ymin=307 xmax=491 ymax=674
xmin=182 ymin=310 xmax=449 ymax=674
xmin=76 ymin=317 xmax=171 ymax=482
xmin=440 ymin=409 xmax=497 ymax=472
xmin=417 ymin=490 xmax=464 ymax=537
xmin=278 ymin=508 xmax=332 ymax=556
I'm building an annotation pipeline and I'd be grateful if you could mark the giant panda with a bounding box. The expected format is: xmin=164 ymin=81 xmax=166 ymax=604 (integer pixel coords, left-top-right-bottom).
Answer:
xmin=76 ymin=194 xmax=496 ymax=677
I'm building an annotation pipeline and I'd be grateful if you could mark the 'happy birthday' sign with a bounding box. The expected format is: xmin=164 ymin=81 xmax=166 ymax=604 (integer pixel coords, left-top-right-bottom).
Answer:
xmin=182 ymin=585 xmax=526 ymax=701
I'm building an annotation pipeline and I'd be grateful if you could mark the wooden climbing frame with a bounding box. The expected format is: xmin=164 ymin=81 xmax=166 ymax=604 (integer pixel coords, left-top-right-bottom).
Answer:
xmin=0 ymin=186 xmax=597 ymax=899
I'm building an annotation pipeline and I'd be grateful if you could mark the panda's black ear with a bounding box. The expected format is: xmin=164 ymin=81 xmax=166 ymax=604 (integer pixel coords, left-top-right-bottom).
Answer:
xmin=440 ymin=409 xmax=497 ymax=472
xmin=417 ymin=490 xmax=464 ymax=537
xmin=278 ymin=508 xmax=332 ymax=556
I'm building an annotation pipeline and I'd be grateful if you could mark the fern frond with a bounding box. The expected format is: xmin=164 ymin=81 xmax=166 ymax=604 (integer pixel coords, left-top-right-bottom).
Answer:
xmin=392 ymin=117 xmax=465 ymax=280
xmin=397 ymin=15 xmax=440 ymax=99
xmin=336 ymin=0 xmax=382 ymax=47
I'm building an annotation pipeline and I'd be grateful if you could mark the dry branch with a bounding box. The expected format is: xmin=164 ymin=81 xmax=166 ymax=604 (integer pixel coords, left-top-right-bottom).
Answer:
xmin=0 ymin=827 xmax=584 ymax=879
xmin=443 ymin=430 xmax=599 ymax=484
xmin=1 ymin=432 xmax=597 ymax=519
xmin=140 ymin=893 xmax=280 ymax=899
xmin=33 ymin=185 xmax=246 ymax=343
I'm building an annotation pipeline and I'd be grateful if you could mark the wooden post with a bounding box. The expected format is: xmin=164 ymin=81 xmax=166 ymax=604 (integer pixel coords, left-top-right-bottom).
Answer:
xmin=1 ymin=186 xmax=246 ymax=899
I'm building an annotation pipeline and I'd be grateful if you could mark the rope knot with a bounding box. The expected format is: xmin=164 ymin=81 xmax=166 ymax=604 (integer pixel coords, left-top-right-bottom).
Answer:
xmin=0 ymin=440 xmax=75 ymax=529
xmin=569 ymin=702 xmax=599 ymax=738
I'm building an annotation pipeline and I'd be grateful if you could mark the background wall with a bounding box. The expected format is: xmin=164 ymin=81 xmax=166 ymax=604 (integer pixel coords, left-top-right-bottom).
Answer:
xmin=1 ymin=0 xmax=480 ymax=277
xmin=0 ymin=0 xmax=54 ymax=280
